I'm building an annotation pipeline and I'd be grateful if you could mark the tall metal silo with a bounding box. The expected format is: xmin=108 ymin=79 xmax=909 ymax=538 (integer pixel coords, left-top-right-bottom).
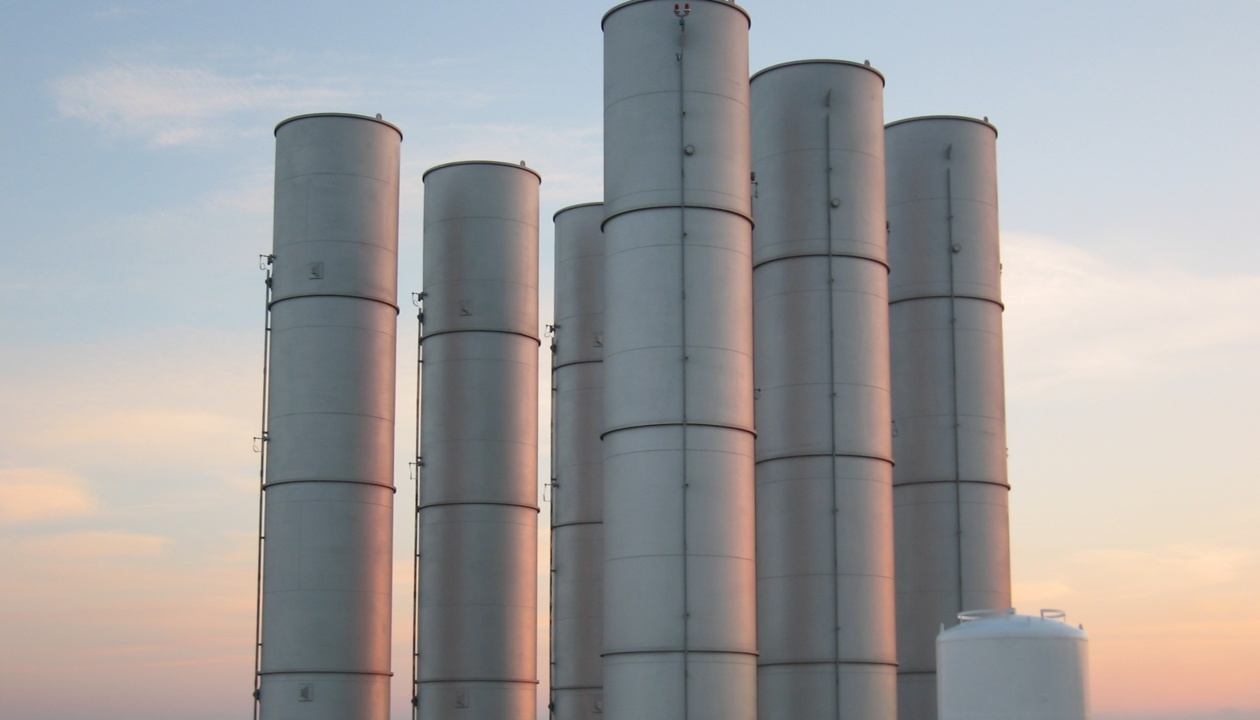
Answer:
xmin=885 ymin=116 xmax=1011 ymax=720
xmin=417 ymin=161 xmax=541 ymax=720
xmin=260 ymin=112 xmax=401 ymax=720
xmin=750 ymin=60 xmax=897 ymax=720
xmin=550 ymin=202 xmax=606 ymax=719
xmin=602 ymin=2 xmax=758 ymax=718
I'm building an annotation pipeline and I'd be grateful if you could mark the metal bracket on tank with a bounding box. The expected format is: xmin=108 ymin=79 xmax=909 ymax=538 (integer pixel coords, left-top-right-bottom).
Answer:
xmin=545 ymin=324 xmax=558 ymax=354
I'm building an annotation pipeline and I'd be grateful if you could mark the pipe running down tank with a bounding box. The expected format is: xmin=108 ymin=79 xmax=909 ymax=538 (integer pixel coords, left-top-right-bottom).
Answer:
xmin=751 ymin=60 xmax=898 ymax=720
xmin=601 ymin=2 xmax=758 ymax=718
xmin=417 ymin=161 xmax=541 ymax=720
xmin=886 ymin=116 xmax=1011 ymax=720
xmin=550 ymin=203 xmax=607 ymax=720
xmin=261 ymin=112 xmax=401 ymax=720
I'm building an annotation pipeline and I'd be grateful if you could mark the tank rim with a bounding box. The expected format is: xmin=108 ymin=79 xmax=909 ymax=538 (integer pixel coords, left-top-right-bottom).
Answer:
xmin=602 ymin=0 xmax=751 ymax=30
xmin=274 ymin=112 xmax=402 ymax=140
xmin=422 ymin=160 xmax=542 ymax=183
xmin=752 ymin=59 xmax=885 ymax=86
xmin=885 ymin=114 xmax=997 ymax=138
xmin=553 ymin=202 xmax=605 ymax=222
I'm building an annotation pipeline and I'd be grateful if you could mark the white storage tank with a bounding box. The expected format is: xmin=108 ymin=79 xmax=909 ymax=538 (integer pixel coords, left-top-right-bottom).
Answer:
xmin=937 ymin=609 xmax=1089 ymax=720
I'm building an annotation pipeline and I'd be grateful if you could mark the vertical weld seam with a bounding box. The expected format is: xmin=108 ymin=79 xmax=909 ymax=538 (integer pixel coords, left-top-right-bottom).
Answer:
xmin=946 ymin=166 xmax=965 ymax=620
xmin=824 ymin=106 xmax=843 ymax=720
xmin=677 ymin=21 xmax=691 ymax=720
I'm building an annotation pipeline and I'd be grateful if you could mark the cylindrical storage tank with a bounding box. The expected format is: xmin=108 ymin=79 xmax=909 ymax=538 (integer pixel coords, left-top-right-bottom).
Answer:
xmin=937 ymin=609 xmax=1088 ymax=720
xmin=751 ymin=60 xmax=897 ymax=720
xmin=602 ymin=2 xmax=758 ymax=719
xmin=417 ymin=161 xmax=541 ymax=720
xmin=551 ymin=202 xmax=606 ymax=720
xmin=261 ymin=112 xmax=401 ymax=720
xmin=886 ymin=116 xmax=1010 ymax=720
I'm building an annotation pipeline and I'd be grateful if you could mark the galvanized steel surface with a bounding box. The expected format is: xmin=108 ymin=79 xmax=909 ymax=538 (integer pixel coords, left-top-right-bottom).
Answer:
xmin=261 ymin=113 xmax=401 ymax=720
xmin=886 ymin=116 xmax=1011 ymax=720
xmin=751 ymin=60 xmax=897 ymax=720
xmin=551 ymin=203 xmax=607 ymax=720
xmin=603 ymin=0 xmax=753 ymax=225
xmin=602 ymin=2 xmax=757 ymax=718
xmin=418 ymin=162 xmax=540 ymax=720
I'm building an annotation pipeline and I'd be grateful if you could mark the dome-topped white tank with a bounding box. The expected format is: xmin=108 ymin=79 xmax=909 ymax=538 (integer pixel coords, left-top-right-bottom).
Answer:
xmin=937 ymin=608 xmax=1089 ymax=720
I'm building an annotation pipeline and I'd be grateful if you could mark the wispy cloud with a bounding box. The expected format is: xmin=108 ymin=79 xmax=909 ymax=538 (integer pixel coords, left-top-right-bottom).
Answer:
xmin=1002 ymin=232 xmax=1260 ymax=395
xmin=415 ymin=122 xmax=603 ymax=209
xmin=1096 ymin=712 xmax=1260 ymax=720
xmin=53 ymin=64 xmax=352 ymax=146
xmin=17 ymin=531 xmax=171 ymax=558
xmin=0 ymin=468 xmax=96 ymax=522
xmin=92 ymin=6 xmax=140 ymax=19
xmin=1012 ymin=579 xmax=1075 ymax=605
xmin=1078 ymin=543 xmax=1251 ymax=589
xmin=1 ymin=329 xmax=260 ymax=478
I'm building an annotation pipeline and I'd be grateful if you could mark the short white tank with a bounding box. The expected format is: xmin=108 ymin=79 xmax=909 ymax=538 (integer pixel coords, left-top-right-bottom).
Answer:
xmin=937 ymin=609 xmax=1089 ymax=720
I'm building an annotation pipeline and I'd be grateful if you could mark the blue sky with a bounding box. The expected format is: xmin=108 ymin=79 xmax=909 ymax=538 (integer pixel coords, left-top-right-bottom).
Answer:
xmin=1 ymin=2 xmax=1258 ymax=719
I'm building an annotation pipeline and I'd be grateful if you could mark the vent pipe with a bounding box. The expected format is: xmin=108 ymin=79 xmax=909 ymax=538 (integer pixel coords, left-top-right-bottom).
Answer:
xmin=417 ymin=161 xmax=541 ymax=720
xmin=260 ymin=112 xmax=401 ymax=720
xmin=751 ymin=60 xmax=898 ymax=720
xmin=886 ymin=116 xmax=1011 ymax=720
xmin=601 ymin=2 xmax=758 ymax=718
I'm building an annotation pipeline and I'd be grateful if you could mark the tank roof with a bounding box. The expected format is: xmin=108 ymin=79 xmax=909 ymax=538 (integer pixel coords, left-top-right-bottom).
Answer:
xmin=554 ymin=202 xmax=605 ymax=222
xmin=752 ymin=59 xmax=885 ymax=86
xmin=939 ymin=609 xmax=1086 ymax=640
xmin=273 ymin=112 xmax=402 ymax=139
xmin=422 ymin=160 xmax=542 ymax=183
xmin=603 ymin=0 xmax=750 ymax=30
xmin=885 ymin=114 xmax=998 ymax=138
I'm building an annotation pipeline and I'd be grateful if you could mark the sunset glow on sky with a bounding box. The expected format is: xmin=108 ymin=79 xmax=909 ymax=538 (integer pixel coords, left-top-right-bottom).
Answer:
xmin=2 ymin=2 xmax=1258 ymax=719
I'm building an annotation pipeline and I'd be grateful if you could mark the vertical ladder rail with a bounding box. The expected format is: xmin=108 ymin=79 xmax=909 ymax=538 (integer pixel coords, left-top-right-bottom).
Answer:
xmin=252 ymin=254 xmax=274 ymax=720
xmin=547 ymin=324 xmax=559 ymax=718
xmin=411 ymin=293 xmax=425 ymax=720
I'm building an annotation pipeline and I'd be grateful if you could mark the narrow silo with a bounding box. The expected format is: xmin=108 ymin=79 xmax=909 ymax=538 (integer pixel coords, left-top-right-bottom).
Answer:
xmin=550 ymin=202 xmax=606 ymax=719
xmin=260 ymin=112 xmax=401 ymax=720
xmin=417 ymin=161 xmax=541 ymax=720
xmin=751 ymin=60 xmax=897 ymax=720
xmin=601 ymin=2 xmax=758 ymax=718
xmin=885 ymin=116 xmax=1011 ymax=720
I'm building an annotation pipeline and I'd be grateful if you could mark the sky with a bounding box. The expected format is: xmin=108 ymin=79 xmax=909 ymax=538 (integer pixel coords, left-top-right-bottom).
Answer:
xmin=1 ymin=1 xmax=1258 ymax=719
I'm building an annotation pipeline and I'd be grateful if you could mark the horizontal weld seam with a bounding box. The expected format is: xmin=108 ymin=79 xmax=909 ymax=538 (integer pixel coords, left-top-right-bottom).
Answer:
xmin=601 ymin=421 xmax=756 ymax=440
xmin=753 ymin=252 xmax=889 ymax=271
xmin=889 ymin=294 xmax=1004 ymax=309
xmin=418 ymin=501 xmax=540 ymax=512
xmin=269 ymin=294 xmax=400 ymax=314
xmin=420 ymin=328 xmax=541 ymax=345
xmin=601 ymin=203 xmax=754 ymax=231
